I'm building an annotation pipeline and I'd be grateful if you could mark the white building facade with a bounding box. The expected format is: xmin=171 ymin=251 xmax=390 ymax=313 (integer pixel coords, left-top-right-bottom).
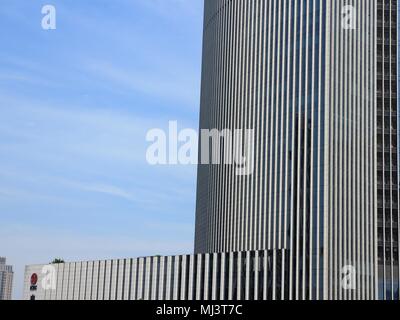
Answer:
xmin=24 ymin=250 xmax=287 ymax=300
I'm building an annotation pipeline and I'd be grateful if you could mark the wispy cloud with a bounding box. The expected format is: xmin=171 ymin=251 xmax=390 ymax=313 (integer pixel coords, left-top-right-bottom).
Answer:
xmin=60 ymin=180 xmax=137 ymax=202
xmin=0 ymin=0 xmax=202 ymax=300
xmin=84 ymin=60 xmax=199 ymax=108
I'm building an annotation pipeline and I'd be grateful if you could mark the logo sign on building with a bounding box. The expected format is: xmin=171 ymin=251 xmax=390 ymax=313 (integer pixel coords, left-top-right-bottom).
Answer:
xmin=30 ymin=273 xmax=38 ymax=291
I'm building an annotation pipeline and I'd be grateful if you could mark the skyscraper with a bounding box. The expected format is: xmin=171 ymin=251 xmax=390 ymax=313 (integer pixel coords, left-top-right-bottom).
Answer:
xmin=195 ymin=0 xmax=399 ymax=300
xmin=0 ymin=257 xmax=13 ymax=300
xmin=376 ymin=0 xmax=399 ymax=300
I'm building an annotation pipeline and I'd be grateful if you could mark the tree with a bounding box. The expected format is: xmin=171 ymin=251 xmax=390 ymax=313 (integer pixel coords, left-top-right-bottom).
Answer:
xmin=51 ymin=258 xmax=65 ymax=264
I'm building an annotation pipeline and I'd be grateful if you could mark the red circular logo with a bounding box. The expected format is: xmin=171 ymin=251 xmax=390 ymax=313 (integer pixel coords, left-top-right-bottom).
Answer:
xmin=30 ymin=273 xmax=38 ymax=285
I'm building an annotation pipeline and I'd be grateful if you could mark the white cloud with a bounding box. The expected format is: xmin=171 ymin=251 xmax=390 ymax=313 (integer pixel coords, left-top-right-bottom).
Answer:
xmin=59 ymin=180 xmax=137 ymax=202
xmin=84 ymin=60 xmax=199 ymax=109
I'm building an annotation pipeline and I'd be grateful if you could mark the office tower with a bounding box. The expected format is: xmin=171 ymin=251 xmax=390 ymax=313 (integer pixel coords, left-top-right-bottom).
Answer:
xmin=0 ymin=257 xmax=13 ymax=300
xmin=376 ymin=0 xmax=399 ymax=300
xmin=195 ymin=0 xmax=392 ymax=300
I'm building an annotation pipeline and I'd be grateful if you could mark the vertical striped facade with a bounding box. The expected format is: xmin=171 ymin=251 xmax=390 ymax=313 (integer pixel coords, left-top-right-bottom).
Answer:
xmin=195 ymin=0 xmax=378 ymax=299
xmin=23 ymin=250 xmax=288 ymax=301
xmin=326 ymin=0 xmax=377 ymax=301
xmin=377 ymin=0 xmax=400 ymax=300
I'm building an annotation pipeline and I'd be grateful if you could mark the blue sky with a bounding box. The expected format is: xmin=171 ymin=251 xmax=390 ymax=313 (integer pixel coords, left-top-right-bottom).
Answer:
xmin=0 ymin=0 xmax=204 ymax=299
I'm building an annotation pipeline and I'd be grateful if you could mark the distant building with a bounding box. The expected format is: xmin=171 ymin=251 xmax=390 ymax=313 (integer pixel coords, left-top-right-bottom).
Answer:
xmin=0 ymin=257 xmax=13 ymax=300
